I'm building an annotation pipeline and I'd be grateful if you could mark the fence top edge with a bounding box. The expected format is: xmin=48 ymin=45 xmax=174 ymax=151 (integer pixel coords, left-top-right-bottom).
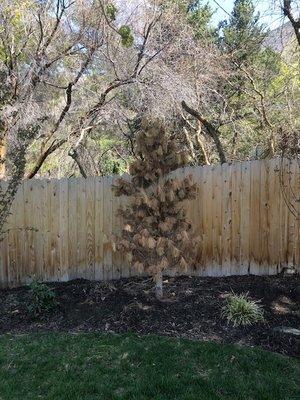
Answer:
xmin=0 ymin=156 xmax=289 ymax=187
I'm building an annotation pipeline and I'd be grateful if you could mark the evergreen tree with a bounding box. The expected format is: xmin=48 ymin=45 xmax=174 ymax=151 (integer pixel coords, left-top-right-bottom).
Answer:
xmin=162 ymin=0 xmax=216 ymax=41
xmin=217 ymin=0 xmax=271 ymax=139
xmin=220 ymin=0 xmax=266 ymax=66
xmin=113 ymin=119 xmax=199 ymax=299
xmin=187 ymin=0 xmax=216 ymax=41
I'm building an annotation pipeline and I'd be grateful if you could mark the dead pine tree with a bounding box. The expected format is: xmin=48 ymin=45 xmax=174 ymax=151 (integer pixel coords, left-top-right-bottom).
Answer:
xmin=113 ymin=119 xmax=199 ymax=299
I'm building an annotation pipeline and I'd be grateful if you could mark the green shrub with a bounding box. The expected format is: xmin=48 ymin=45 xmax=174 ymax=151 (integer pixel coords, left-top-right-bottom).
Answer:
xmin=27 ymin=280 xmax=58 ymax=317
xmin=222 ymin=292 xmax=264 ymax=327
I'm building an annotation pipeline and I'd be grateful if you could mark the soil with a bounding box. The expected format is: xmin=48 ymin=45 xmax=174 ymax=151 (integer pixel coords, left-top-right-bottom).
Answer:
xmin=0 ymin=275 xmax=299 ymax=357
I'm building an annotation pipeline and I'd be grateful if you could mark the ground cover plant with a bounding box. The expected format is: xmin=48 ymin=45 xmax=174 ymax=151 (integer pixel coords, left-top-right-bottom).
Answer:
xmin=0 ymin=333 xmax=299 ymax=400
xmin=26 ymin=280 xmax=58 ymax=318
xmin=0 ymin=275 xmax=299 ymax=357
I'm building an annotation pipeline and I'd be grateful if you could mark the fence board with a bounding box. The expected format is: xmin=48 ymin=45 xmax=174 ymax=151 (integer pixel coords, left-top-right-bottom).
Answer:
xmin=94 ymin=177 xmax=104 ymax=281
xmin=221 ymin=163 xmax=232 ymax=276
xmin=0 ymin=158 xmax=299 ymax=287
xmin=229 ymin=162 xmax=239 ymax=275
xmin=212 ymin=164 xmax=222 ymax=274
xmin=260 ymin=160 xmax=270 ymax=275
xmin=202 ymin=165 xmax=213 ymax=274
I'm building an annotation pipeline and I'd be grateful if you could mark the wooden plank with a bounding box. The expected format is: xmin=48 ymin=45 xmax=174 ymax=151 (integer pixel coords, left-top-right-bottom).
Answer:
xmin=221 ymin=163 xmax=232 ymax=276
xmin=51 ymin=179 xmax=61 ymax=281
xmin=0 ymin=181 xmax=9 ymax=287
xmin=14 ymin=184 xmax=25 ymax=285
xmin=102 ymin=176 xmax=113 ymax=280
xmin=268 ymin=159 xmax=280 ymax=274
xmin=40 ymin=179 xmax=49 ymax=282
xmin=294 ymin=159 xmax=300 ymax=273
xmin=41 ymin=180 xmax=49 ymax=281
xmin=32 ymin=180 xmax=44 ymax=282
xmin=94 ymin=176 xmax=104 ymax=281
xmin=59 ymin=178 xmax=69 ymax=281
xmin=111 ymin=175 xmax=122 ymax=280
xmin=279 ymin=158 xmax=290 ymax=269
xmin=240 ymin=161 xmax=251 ymax=274
xmin=182 ymin=166 xmax=195 ymax=276
xmin=295 ymin=159 xmax=300 ymax=273
xmin=259 ymin=160 xmax=270 ymax=275
xmin=202 ymin=165 xmax=213 ymax=275
xmin=7 ymin=184 xmax=21 ymax=286
xmin=212 ymin=164 xmax=222 ymax=275
xmin=193 ymin=165 xmax=204 ymax=273
xmin=249 ymin=160 xmax=261 ymax=274
xmin=0 ymin=235 xmax=8 ymax=287
xmin=85 ymin=177 xmax=95 ymax=281
xmin=289 ymin=159 xmax=299 ymax=269
xmin=76 ymin=178 xmax=86 ymax=279
xmin=117 ymin=174 xmax=131 ymax=278
xmin=231 ymin=162 xmax=242 ymax=275
xmin=23 ymin=180 xmax=36 ymax=282
xmin=67 ymin=178 xmax=78 ymax=280
xmin=285 ymin=157 xmax=294 ymax=268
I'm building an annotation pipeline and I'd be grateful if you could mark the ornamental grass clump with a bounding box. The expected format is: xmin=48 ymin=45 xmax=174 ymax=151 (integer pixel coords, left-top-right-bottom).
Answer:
xmin=222 ymin=292 xmax=265 ymax=327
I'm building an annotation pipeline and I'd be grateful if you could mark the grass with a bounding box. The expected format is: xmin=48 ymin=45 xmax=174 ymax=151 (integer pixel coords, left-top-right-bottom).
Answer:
xmin=0 ymin=333 xmax=299 ymax=400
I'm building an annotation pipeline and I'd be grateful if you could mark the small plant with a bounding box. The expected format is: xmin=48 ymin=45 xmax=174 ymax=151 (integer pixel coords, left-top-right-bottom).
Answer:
xmin=27 ymin=280 xmax=58 ymax=317
xmin=222 ymin=292 xmax=264 ymax=327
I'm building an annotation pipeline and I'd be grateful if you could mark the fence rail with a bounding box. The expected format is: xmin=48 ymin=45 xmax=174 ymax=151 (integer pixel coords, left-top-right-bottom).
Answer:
xmin=0 ymin=158 xmax=299 ymax=287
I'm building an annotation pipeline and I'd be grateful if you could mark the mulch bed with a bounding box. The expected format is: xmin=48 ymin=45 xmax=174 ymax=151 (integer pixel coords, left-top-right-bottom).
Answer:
xmin=0 ymin=274 xmax=299 ymax=357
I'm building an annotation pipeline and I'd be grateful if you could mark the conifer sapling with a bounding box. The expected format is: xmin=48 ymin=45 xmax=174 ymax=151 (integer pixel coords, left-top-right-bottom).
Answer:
xmin=113 ymin=119 xmax=199 ymax=299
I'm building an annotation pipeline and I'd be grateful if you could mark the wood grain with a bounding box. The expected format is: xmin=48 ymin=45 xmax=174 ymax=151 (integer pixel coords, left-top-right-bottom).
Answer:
xmin=0 ymin=158 xmax=299 ymax=287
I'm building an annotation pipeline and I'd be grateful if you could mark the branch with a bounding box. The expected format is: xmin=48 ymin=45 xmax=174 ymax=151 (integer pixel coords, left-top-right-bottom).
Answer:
xmin=25 ymin=139 xmax=67 ymax=179
xmin=68 ymin=127 xmax=89 ymax=178
xmin=181 ymin=101 xmax=227 ymax=164
xmin=283 ymin=0 xmax=300 ymax=47
xmin=131 ymin=15 xmax=161 ymax=78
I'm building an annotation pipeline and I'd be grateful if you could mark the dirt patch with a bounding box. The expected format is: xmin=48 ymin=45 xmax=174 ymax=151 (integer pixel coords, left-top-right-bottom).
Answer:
xmin=0 ymin=275 xmax=299 ymax=357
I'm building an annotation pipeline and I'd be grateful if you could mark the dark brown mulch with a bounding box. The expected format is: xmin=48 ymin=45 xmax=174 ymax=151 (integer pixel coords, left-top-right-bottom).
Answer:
xmin=0 ymin=274 xmax=299 ymax=357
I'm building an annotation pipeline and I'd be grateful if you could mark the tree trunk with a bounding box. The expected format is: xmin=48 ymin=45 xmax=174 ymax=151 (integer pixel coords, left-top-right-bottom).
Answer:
xmin=155 ymin=270 xmax=163 ymax=299
xmin=0 ymin=138 xmax=6 ymax=178
xmin=181 ymin=101 xmax=227 ymax=164
xmin=195 ymin=127 xmax=210 ymax=165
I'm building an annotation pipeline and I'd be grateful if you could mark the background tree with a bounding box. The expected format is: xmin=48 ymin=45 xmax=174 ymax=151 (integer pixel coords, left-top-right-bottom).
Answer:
xmin=282 ymin=0 xmax=300 ymax=46
xmin=0 ymin=0 xmax=163 ymax=237
xmin=113 ymin=119 xmax=199 ymax=299
xmin=1 ymin=0 xmax=299 ymax=240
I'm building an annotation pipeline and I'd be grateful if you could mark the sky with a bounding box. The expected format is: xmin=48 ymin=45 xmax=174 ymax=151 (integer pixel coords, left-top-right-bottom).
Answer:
xmin=207 ymin=0 xmax=285 ymax=29
xmin=116 ymin=0 xmax=287 ymax=31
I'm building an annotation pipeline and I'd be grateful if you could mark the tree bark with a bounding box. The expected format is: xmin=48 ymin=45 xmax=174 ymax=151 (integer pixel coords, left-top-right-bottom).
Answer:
xmin=283 ymin=0 xmax=300 ymax=47
xmin=155 ymin=270 xmax=163 ymax=300
xmin=0 ymin=138 xmax=6 ymax=178
xmin=181 ymin=101 xmax=227 ymax=164
xmin=183 ymin=127 xmax=196 ymax=161
xmin=195 ymin=126 xmax=210 ymax=165
xmin=68 ymin=147 xmax=88 ymax=178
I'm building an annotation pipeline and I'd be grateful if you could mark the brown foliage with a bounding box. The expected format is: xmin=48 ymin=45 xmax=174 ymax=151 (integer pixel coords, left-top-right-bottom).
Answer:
xmin=113 ymin=119 xmax=199 ymax=297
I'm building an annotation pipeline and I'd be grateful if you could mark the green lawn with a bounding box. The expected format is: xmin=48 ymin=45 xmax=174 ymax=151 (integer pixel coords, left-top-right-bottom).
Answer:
xmin=0 ymin=333 xmax=299 ymax=400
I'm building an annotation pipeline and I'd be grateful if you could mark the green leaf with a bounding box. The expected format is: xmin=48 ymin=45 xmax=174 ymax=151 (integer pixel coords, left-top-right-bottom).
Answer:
xmin=118 ymin=25 xmax=134 ymax=48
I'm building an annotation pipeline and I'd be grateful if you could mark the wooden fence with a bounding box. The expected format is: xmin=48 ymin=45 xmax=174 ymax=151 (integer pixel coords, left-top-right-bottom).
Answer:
xmin=0 ymin=158 xmax=299 ymax=287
